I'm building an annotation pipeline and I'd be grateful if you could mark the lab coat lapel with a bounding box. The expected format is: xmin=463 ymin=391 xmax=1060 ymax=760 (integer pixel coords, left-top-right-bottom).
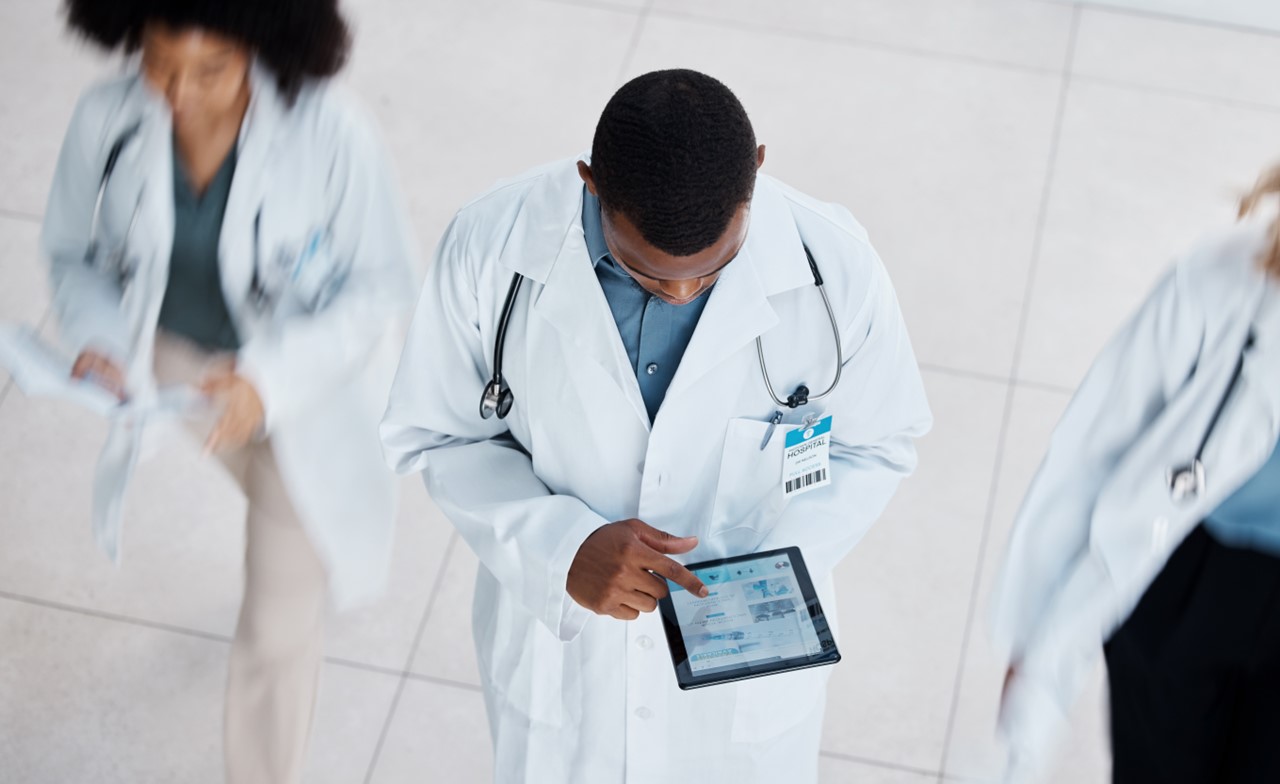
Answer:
xmin=1094 ymin=274 xmax=1275 ymax=577
xmin=220 ymin=65 xmax=286 ymax=307
xmin=1223 ymin=284 xmax=1280 ymax=460
xmin=530 ymin=225 xmax=651 ymax=430
xmin=664 ymin=180 xmax=810 ymax=401
xmin=664 ymin=248 xmax=778 ymax=401
xmin=119 ymin=85 xmax=174 ymax=344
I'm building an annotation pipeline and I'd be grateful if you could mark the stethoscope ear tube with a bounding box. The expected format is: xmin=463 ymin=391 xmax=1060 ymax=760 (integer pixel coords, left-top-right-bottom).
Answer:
xmin=1167 ymin=329 xmax=1256 ymax=504
xmin=479 ymin=273 xmax=525 ymax=420
xmin=477 ymin=245 xmax=842 ymax=422
xmin=757 ymin=246 xmax=842 ymax=410
xmin=85 ymin=123 xmax=141 ymax=265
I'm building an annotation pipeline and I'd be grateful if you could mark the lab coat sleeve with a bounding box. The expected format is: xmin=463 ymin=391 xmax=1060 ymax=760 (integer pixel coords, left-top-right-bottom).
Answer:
xmin=41 ymin=92 xmax=131 ymax=362
xmin=757 ymin=253 xmax=932 ymax=580
xmin=236 ymin=106 xmax=415 ymax=432
xmin=380 ymin=220 xmax=606 ymax=642
xmin=988 ymin=262 xmax=1203 ymax=663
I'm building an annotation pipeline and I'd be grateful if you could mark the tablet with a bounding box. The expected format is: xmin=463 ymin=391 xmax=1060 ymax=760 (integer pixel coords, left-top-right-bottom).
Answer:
xmin=657 ymin=547 xmax=840 ymax=690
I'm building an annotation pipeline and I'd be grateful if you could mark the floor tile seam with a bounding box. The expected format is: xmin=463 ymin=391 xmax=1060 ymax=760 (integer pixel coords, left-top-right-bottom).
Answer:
xmin=937 ymin=6 xmax=1081 ymax=775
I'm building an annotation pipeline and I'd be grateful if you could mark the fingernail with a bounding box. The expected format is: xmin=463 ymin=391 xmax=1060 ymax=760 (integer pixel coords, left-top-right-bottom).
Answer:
xmin=699 ymin=587 xmax=709 ymax=597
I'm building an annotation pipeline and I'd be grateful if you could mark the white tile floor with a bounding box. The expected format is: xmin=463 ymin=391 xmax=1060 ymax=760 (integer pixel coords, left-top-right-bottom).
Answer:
xmin=1 ymin=0 xmax=1278 ymax=781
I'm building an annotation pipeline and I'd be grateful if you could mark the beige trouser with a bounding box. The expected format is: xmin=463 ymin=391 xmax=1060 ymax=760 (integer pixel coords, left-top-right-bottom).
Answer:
xmin=153 ymin=331 xmax=328 ymax=784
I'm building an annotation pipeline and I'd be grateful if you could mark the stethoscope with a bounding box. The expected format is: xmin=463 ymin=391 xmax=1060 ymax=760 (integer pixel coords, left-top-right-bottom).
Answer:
xmin=87 ymin=124 xmax=331 ymax=316
xmin=84 ymin=124 xmax=143 ymax=282
xmin=478 ymin=245 xmax=844 ymax=421
xmin=1166 ymin=328 xmax=1256 ymax=505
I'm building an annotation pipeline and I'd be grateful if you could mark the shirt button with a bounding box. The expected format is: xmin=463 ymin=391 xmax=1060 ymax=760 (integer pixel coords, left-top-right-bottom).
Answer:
xmin=646 ymin=362 xmax=659 ymax=375
xmin=635 ymin=706 xmax=653 ymax=720
xmin=636 ymin=635 xmax=653 ymax=650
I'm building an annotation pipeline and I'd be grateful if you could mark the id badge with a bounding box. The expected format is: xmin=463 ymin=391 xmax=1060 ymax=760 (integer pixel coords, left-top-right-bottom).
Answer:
xmin=782 ymin=415 xmax=832 ymax=497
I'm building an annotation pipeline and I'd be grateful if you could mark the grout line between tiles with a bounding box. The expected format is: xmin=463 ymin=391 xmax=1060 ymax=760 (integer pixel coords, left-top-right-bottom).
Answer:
xmin=917 ymin=363 xmax=1018 ymax=390
xmin=536 ymin=0 xmax=648 ymax=16
xmin=362 ymin=531 xmax=460 ymax=784
xmin=639 ymin=7 xmax=1063 ymax=78
xmin=1028 ymin=0 xmax=1280 ymax=39
xmin=936 ymin=5 xmax=1082 ymax=778
xmin=940 ymin=771 xmax=998 ymax=784
xmin=1013 ymin=377 xmax=1076 ymax=397
xmin=818 ymin=749 xmax=941 ymax=778
xmin=540 ymin=0 xmax=1280 ymax=116
xmin=614 ymin=0 xmax=654 ymax=83
xmin=0 ymin=589 xmax=232 ymax=644
xmin=400 ymin=671 xmax=484 ymax=694
xmin=917 ymin=362 xmax=1076 ymax=397
xmin=1071 ymin=73 xmax=1280 ymax=115
xmin=536 ymin=0 xmax=1063 ymax=77
xmin=0 ymin=208 xmax=42 ymax=224
xmin=0 ymin=589 xmax=462 ymax=683
xmin=547 ymin=0 xmax=1280 ymax=44
xmin=1075 ymin=2 xmax=1280 ymax=41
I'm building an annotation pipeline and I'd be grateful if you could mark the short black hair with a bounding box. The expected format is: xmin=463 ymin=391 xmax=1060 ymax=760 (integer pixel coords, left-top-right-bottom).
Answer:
xmin=63 ymin=0 xmax=351 ymax=103
xmin=591 ymin=69 xmax=758 ymax=257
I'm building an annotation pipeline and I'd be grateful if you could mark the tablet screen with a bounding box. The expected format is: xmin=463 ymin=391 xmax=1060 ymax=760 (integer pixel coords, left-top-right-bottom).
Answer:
xmin=660 ymin=547 xmax=839 ymax=688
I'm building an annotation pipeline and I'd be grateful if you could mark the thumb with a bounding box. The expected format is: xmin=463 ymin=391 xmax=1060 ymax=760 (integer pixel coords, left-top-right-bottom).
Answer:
xmin=632 ymin=521 xmax=698 ymax=554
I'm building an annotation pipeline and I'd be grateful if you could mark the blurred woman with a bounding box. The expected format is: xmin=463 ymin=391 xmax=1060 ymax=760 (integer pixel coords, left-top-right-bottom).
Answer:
xmin=991 ymin=167 xmax=1280 ymax=782
xmin=44 ymin=1 xmax=415 ymax=780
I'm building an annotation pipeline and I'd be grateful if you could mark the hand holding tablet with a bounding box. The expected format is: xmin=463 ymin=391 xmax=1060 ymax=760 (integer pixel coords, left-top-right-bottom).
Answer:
xmin=657 ymin=547 xmax=841 ymax=689
xmin=567 ymin=519 xmax=709 ymax=620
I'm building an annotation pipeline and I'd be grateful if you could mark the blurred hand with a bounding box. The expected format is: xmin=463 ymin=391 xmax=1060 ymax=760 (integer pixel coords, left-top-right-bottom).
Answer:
xmin=200 ymin=370 xmax=264 ymax=454
xmin=71 ymin=350 xmax=126 ymax=400
xmin=567 ymin=519 xmax=708 ymax=621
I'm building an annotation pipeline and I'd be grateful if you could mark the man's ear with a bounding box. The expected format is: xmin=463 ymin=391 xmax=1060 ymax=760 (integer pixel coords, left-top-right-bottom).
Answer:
xmin=578 ymin=160 xmax=598 ymax=195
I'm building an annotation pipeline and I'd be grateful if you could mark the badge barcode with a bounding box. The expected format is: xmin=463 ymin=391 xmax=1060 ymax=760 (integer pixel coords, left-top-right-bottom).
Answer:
xmin=786 ymin=468 xmax=828 ymax=494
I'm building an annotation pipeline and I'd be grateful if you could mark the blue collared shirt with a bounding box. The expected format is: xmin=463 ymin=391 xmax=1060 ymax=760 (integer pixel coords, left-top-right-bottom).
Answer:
xmin=582 ymin=188 xmax=711 ymax=422
xmin=1204 ymin=436 xmax=1280 ymax=556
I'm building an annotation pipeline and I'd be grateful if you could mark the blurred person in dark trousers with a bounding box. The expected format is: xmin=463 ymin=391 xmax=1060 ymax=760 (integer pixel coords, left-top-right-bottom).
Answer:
xmin=993 ymin=164 xmax=1280 ymax=783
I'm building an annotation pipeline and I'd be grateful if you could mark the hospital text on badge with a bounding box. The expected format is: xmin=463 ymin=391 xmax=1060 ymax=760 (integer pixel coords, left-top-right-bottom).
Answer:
xmin=782 ymin=416 xmax=832 ymax=497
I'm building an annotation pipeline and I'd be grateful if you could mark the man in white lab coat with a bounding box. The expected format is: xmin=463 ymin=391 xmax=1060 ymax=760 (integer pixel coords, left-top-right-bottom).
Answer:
xmin=382 ymin=69 xmax=932 ymax=782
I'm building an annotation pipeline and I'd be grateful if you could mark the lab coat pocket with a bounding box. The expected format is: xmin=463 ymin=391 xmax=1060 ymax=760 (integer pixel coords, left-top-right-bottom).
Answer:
xmin=254 ymin=202 xmax=348 ymax=318
xmin=477 ymin=592 xmax=566 ymax=728
xmin=730 ymin=665 xmax=827 ymax=743
xmin=707 ymin=418 xmax=788 ymax=542
xmin=287 ymin=232 xmax=350 ymax=313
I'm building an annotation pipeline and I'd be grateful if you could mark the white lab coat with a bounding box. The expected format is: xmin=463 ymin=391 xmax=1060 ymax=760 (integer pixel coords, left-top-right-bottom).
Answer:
xmin=990 ymin=220 xmax=1280 ymax=781
xmin=41 ymin=64 xmax=416 ymax=608
xmin=381 ymin=157 xmax=932 ymax=782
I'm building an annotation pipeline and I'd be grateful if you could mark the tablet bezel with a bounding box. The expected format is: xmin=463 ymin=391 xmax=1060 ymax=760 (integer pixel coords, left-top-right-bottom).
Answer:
xmin=657 ymin=546 xmax=841 ymax=690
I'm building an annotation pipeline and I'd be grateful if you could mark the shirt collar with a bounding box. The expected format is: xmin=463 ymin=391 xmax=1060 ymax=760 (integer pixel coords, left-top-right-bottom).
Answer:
xmin=581 ymin=186 xmax=615 ymax=269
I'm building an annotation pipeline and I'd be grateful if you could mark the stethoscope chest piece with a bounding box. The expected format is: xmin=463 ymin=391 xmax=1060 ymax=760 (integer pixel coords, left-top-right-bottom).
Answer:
xmin=480 ymin=378 xmax=514 ymax=420
xmin=1166 ymin=459 xmax=1205 ymax=506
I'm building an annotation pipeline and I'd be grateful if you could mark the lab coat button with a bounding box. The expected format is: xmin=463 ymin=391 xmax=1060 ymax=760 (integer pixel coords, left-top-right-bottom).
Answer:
xmin=646 ymin=362 xmax=659 ymax=375
xmin=636 ymin=635 xmax=653 ymax=650
xmin=635 ymin=706 xmax=653 ymax=720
